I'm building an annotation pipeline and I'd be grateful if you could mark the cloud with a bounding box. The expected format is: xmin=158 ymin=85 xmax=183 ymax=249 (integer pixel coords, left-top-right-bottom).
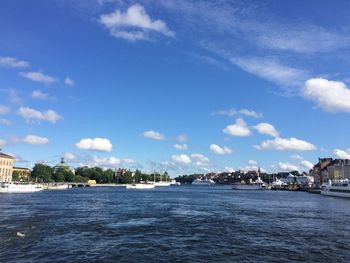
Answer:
xmin=63 ymin=152 xmax=76 ymax=161
xmin=212 ymin=108 xmax=236 ymax=117
xmin=143 ymin=130 xmax=165 ymax=140
xmin=230 ymin=56 xmax=307 ymax=87
xmin=31 ymin=90 xmax=55 ymax=100
xmin=75 ymin=137 xmax=113 ymax=152
xmin=174 ymin=143 xmax=188 ymax=150
xmin=334 ymin=149 xmax=350 ymax=159
xmin=177 ymin=134 xmax=187 ymax=142
xmin=99 ymin=4 xmax=174 ymax=42
xmin=17 ymin=107 xmax=63 ymax=124
xmin=303 ymin=78 xmax=350 ymax=113
xmin=0 ymin=118 xmax=11 ymax=125
xmin=300 ymin=160 xmax=314 ymax=170
xmin=209 ymin=144 xmax=232 ymax=155
xmin=254 ymin=137 xmax=316 ymax=151
xmin=0 ymin=139 xmax=7 ymax=148
xmin=91 ymin=156 xmax=121 ymax=167
xmin=0 ymin=105 xmax=10 ymax=115
xmin=290 ymin=154 xmax=303 ymax=160
xmin=248 ymin=160 xmax=258 ymax=166
xmin=0 ymin=56 xmax=29 ymax=68
xmin=223 ymin=118 xmax=251 ymax=137
xmin=272 ymin=162 xmax=299 ymax=172
xmin=19 ymin=71 xmax=58 ymax=84
xmin=65 ymin=77 xmax=75 ymax=87
xmin=254 ymin=123 xmax=279 ymax=137
xmin=171 ymin=154 xmax=191 ymax=164
xmin=7 ymin=89 xmax=21 ymax=104
xmin=123 ymin=158 xmax=135 ymax=164
xmin=239 ymin=109 xmax=262 ymax=118
xmin=191 ymin=153 xmax=210 ymax=163
xmin=23 ymin=135 xmax=50 ymax=145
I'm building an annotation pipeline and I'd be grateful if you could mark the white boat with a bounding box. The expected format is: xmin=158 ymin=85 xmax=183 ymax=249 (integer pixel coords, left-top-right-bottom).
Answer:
xmin=170 ymin=179 xmax=181 ymax=186
xmin=154 ymin=182 xmax=171 ymax=187
xmin=321 ymin=179 xmax=350 ymax=198
xmin=271 ymin=178 xmax=288 ymax=190
xmin=45 ymin=183 xmax=69 ymax=190
xmin=0 ymin=182 xmax=44 ymax=193
xmin=232 ymin=177 xmax=267 ymax=190
xmin=126 ymin=183 xmax=155 ymax=189
xmin=192 ymin=178 xmax=215 ymax=185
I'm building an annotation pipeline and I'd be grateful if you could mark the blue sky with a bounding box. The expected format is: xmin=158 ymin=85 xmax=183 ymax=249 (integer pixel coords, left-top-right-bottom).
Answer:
xmin=1 ymin=0 xmax=350 ymax=176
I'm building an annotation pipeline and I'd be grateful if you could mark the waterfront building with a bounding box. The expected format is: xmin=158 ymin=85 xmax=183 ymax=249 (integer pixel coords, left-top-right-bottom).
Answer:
xmin=53 ymin=158 xmax=75 ymax=173
xmin=13 ymin=167 xmax=31 ymax=181
xmin=310 ymin=158 xmax=350 ymax=186
xmin=0 ymin=152 xmax=14 ymax=182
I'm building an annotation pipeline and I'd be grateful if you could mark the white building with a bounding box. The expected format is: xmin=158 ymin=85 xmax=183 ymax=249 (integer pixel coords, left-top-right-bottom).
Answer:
xmin=0 ymin=152 xmax=14 ymax=182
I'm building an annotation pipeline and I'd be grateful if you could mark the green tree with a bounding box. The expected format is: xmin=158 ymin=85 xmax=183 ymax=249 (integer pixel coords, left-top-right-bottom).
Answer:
xmin=31 ymin=163 xmax=54 ymax=182
xmin=12 ymin=170 xmax=21 ymax=181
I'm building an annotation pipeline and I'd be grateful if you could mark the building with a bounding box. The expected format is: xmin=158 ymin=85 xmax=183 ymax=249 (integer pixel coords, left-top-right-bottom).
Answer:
xmin=13 ymin=167 xmax=31 ymax=181
xmin=310 ymin=158 xmax=350 ymax=186
xmin=0 ymin=152 xmax=14 ymax=182
xmin=53 ymin=158 xmax=75 ymax=173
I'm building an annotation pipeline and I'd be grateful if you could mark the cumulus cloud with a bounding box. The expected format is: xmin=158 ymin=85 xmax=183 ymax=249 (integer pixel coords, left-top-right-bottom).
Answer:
xmin=254 ymin=123 xmax=279 ymax=137
xmin=303 ymin=78 xmax=350 ymax=113
xmin=63 ymin=152 xmax=76 ymax=161
xmin=239 ymin=109 xmax=262 ymax=118
xmin=248 ymin=160 xmax=258 ymax=166
xmin=23 ymin=135 xmax=49 ymax=145
xmin=143 ymin=130 xmax=165 ymax=140
xmin=300 ymin=160 xmax=314 ymax=170
xmin=75 ymin=138 xmax=113 ymax=152
xmin=334 ymin=148 xmax=350 ymax=159
xmin=191 ymin=153 xmax=210 ymax=163
xmin=0 ymin=105 xmax=10 ymax=115
xmin=65 ymin=77 xmax=75 ymax=86
xmin=91 ymin=156 xmax=120 ymax=167
xmin=99 ymin=4 xmax=174 ymax=42
xmin=210 ymin=144 xmax=232 ymax=155
xmin=254 ymin=137 xmax=316 ymax=151
xmin=174 ymin=143 xmax=188 ymax=150
xmin=19 ymin=71 xmax=57 ymax=84
xmin=17 ymin=107 xmax=63 ymax=124
xmin=272 ymin=162 xmax=299 ymax=172
xmin=223 ymin=118 xmax=251 ymax=137
xmin=0 ymin=56 xmax=29 ymax=68
xmin=171 ymin=154 xmax=192 ymax=164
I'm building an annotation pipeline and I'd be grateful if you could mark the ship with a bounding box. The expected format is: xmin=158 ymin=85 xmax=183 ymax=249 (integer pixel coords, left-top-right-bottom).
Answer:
xmin=192 ymin=178 xmax=215 ymax=185
xmin=321 ymin=179 xmax=350 ymax=198
xmin=0 ymin=182 xmax=44 ymax=193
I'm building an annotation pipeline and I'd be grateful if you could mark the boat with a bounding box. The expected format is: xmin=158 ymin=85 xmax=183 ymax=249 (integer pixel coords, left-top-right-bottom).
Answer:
xmin=126 ymin=182 xmax=155 ymax=189
xmin=154 ymin=182 xmax=171 ymax=187
xmin=231 ymin=177 xmax=267 ymax=190
xmin=192 ymin=178 xmax=215 ymax=185
xmin=0 ymin=182 xmax=44 ymax=193
xmin=321 ymin=179 xmax=350 ymax=198
xmin=170 ymin=179 xmax=181 ymax=186
xmin=44 ymin=183 xmax=69 ymax=190
xmin=271 ymin=178 xmax=288 ymax=190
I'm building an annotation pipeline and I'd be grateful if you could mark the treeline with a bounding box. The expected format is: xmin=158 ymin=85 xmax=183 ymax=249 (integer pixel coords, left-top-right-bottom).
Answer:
xmin=24 ymin=163 xmax=170 ymax=184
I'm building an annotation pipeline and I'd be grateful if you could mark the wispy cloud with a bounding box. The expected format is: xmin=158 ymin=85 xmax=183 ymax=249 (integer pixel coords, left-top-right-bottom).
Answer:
xmin=17 ymin=107 xmax=63 ymax=124
xmin=0 ymin=56 xmax=29 ymax=68
xmin=142 ymin=130 xmax=165 ymax=140
xmin=19 ymin=71 xmax=58 ymax=84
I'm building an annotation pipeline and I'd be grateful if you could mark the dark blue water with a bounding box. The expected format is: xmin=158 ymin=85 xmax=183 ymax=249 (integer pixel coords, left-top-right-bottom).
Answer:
xmin=1 ymin=186 xmax=350 ymax=262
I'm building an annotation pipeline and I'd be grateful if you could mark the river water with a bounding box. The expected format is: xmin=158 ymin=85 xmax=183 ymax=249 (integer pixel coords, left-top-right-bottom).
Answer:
xmin=0 ymin=186 xmax=350 ymax=262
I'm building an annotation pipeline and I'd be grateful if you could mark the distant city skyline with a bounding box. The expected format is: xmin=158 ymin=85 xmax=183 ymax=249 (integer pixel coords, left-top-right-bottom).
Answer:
xmin=1 ymin=0 xmax=350 ymax=176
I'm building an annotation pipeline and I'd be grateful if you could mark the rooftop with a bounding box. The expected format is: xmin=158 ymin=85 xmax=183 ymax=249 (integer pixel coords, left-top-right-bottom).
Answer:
xmin=0 ymin=152 xmax=14 ymax=159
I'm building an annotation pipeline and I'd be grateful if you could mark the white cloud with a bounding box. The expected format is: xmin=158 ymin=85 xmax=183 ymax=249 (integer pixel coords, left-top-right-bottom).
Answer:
xmin=255 ymin=137 xmax=316 ymax=151
xmin=23 ymin=135 xmax=49 ymax=145
xmin=64 ymin=152 xmax=76 ymax=161
xmin=143 ymin=130 xmax=165 ymax=140
xmin=0 ymin=139 xmax=7 ymax=148
xmin=254 ymin=123 xmax=279 ymax=137
xmin=334 ymin=149 xmax=350 ymax=159
xmin=248 ymin=160 xmax=258 ymax=166
xmin=224 ymin=167 xmax=235 ymax=172
xmin=0 ymin=119 xmax=11 ymax=125
xmin=290 ymin=154 xmax=303 ymax=160
xmin=92 ymin=156 xmax=121 ymax=167
xmin=174 ymin=143 xmax=188 ymax=150
xmin=0 ymin=105 xmax=10 ymax=115
xmin=75 ymin=138 xmax=113 ymax=152
xmin=273 ymin=162 xmax=299 ymax=172
xmin=99 ymin=4 xmax=174 ymax=42
xmin=230 ymin=56 xmax=307 ymax=87
xmin=191 ymin=153 xmax=210 ymax=163
xmin=223 ymin=118 xmax=251 ymax=137
xmin=300 ymin=160 xmax=314 ymax=170
xmin=239 ymin=109 xmax=262 ymax=118
xmin=31 ymin=90 xmax=55 ymax=100
xmin=171 ymin=154 xmax=192 ymax=164
xmin=209 ymin=144 xmax=232 ymax=155
xmin=19 ymin=71 xmax=57 ymax=84
xmin=123 ymin=158 xmax=135 ymax=164
xmin=212 ymin=108 xmax=236 ymax=117
xmin=65 ymin=77 xmax=75 ymax=87
xmin=177 ymin=134 xmax=187 ymax=142
xmin=17 ymin=107 xmax=63 ymax=124
xmin=303 ymin=78 xmax=350 ymax=113
xmin=0 ymin=56 xmax=29 ymax=68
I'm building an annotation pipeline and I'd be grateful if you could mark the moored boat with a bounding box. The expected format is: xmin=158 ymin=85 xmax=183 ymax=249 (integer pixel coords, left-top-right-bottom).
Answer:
xmin=321 ymin=179 xmax=350 ymax=198
xmin=0 ymin=182 xmax=44 ymax=193
xmin=126 ymin=183 xmax=155 ymax=189
xmin=45 ymin=183 xmax=69 ymax=190
xmin=192 ymin=178 xmax=215 ymax=185
xmin=232 ymin=177 xmax=267 ymax=190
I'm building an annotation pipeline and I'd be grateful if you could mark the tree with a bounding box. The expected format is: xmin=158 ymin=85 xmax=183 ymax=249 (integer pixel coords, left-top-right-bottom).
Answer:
xmin=12 ymin=170 xmax=21 ymax=181
xmin=31 ymin=163 xmax=54 ymax=182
